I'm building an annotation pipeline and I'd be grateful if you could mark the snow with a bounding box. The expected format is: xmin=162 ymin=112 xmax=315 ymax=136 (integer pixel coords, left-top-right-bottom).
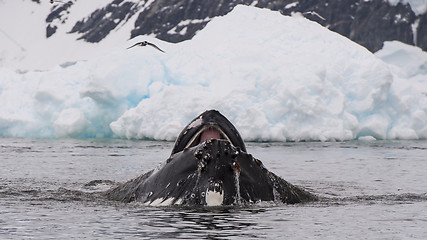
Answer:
xmin=387 ymin=0 xmax=427 ymax=15
xmin=1 ymin=5 xmax=426 ymax=141
xmin=0 ymin=0 xmax=134 ymax=71
xmin=285 ymin=2 xmax=299 ymax=9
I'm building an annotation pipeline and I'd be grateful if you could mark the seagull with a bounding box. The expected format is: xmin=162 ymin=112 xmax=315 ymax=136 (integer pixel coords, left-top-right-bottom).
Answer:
xmin=127 ymin=41 xmax=165 ymax=53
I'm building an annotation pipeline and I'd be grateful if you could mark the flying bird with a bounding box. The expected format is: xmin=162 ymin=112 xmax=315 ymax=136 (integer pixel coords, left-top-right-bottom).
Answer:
xmin=127 ymin=41 xmax=165 ymax=53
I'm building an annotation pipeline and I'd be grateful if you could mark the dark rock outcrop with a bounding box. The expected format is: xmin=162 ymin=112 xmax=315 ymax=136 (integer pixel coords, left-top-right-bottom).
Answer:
xmin=417 ymin=13 xmax=427 ymax=51
xmin=68 ymin=0 xmax=138 ymax=42
xmin=45 ymin=0 xmax=426 ymax=52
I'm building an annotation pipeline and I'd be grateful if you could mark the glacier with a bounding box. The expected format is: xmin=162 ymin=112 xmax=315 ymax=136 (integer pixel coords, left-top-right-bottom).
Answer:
xmin=0 ymin=5 xmax=426 ymax=141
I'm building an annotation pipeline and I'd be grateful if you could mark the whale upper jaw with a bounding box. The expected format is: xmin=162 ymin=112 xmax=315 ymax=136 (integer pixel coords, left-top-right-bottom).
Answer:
xmin=184 ymin=124 xmax=232 ymax=149
xmin=171 ymin=110 xmax=246 ymax=155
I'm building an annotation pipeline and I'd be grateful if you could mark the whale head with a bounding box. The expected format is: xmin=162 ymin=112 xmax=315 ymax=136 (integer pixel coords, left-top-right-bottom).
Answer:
xmin=171 ymin=110 xmax=246 ymax=155
xmin=106 ymin=110 xmax=317 ymax=206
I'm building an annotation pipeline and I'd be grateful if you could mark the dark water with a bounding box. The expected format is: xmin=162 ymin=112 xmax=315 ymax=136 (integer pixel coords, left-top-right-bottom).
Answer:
xmin=1 ymin=137 xmax=426 ymax=239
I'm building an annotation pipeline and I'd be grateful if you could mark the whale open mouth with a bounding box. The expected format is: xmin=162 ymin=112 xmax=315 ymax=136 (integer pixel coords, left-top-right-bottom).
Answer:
xmin=171 ymin=110 xmax=247 ymax=155
xmin=185 ymin=125 xmax=233 ymax=149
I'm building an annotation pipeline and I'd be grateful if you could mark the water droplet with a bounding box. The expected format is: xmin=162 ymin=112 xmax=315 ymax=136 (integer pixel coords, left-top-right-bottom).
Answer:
xmin=231 ymin=150 xmax=239 ymax=158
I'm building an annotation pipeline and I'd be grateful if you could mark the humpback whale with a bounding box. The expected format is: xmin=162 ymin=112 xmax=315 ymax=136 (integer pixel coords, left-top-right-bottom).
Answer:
xmin=106 ymin=110 xmax=316 ymax=206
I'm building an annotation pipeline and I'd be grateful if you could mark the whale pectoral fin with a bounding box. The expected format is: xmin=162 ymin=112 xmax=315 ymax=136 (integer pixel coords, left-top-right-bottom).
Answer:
xmin=268 ymin=171 xmax=317 ymax=204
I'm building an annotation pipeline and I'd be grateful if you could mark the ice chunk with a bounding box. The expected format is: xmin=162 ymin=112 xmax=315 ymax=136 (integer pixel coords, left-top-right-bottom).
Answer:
xmin=0 ymin=5 xmax=426 ymax=142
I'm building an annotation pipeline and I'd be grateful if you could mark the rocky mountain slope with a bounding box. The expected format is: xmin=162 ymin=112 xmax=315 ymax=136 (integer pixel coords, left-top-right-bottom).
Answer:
xmin=42 ymin=0 xmax=427 ymax=52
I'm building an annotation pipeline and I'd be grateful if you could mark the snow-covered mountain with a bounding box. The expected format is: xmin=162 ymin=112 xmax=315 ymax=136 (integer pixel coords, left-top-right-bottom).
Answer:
xmin=40 ymin=0 xmax=427 ymax=51
xmin=1 ymin=0 xmax=426 ymax=70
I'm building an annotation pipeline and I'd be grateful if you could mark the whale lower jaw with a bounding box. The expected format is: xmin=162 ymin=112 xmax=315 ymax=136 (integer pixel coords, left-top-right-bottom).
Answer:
xmin=205 ymin=189 xmax=224 ymax=206
xmin=106 ymin=138 xmax=317 ymax=206
xmin=146 ymin=197 xmax=178 ymax=206
xmin=145 ymin=184 xmax=225 ymax=207
xmin=205 ymin=181 xmax=225 ymax=206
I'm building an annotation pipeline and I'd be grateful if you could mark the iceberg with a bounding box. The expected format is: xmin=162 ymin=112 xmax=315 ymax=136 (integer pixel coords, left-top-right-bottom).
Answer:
xmin=0 ymin=5 xmax=426 ymax=141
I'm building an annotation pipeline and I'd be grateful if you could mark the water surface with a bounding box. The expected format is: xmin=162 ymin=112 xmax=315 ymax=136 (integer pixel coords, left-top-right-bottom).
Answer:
xmin=1 ymin=138 xmax=426 ymax=239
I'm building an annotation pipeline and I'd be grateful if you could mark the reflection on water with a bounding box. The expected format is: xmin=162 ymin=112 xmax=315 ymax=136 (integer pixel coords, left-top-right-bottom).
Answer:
xmin=122 ymin=207 xmax=266 ymax=239
xmin=1 ymin=138 xmax=427 ymax=239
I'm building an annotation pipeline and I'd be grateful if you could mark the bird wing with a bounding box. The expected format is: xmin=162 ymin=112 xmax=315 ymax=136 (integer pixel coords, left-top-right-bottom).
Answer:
xmin=127 ymin=43 xmax=140 ymax=49
xmin=146 ymin=42 xmax=165 ymax=53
